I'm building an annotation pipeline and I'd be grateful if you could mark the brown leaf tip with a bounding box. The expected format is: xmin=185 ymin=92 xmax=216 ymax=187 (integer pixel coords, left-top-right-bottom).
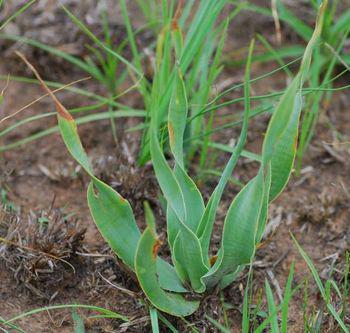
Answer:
xmin=210 ymin=255 xmax=218 ymax=267
xmin=168 ymin=121 xmax=175 ymax=148
xmin=171 ymin=19 xmax=179 ymax=31
xmin=16 ymin=51 xmax=73 ymax=122
xmin=55 ymin=102 xmax=74 ymax=121
xmin=152 ymin=239 xmax=161 ymax=259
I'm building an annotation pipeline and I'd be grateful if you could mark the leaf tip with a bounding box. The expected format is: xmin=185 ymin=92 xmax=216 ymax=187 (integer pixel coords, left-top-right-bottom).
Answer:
xmin=210 ymin=255 xmax=218 ymax=267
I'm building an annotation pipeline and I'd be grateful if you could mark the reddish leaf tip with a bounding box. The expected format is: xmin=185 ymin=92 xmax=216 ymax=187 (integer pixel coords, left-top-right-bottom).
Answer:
xmin=152 ymin=239 xmax=161 ymax=260
xmin=168 ymin=121 xmax=175 ymax=148
xmin=210 ymin=255 xmax=218 ymax=267
xmin=171 ymin=19 xmax=179 ymax=31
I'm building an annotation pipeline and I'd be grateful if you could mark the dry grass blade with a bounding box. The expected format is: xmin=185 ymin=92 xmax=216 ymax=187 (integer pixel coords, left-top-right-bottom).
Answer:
xmin=15 ymin=51 xmax=73 ymax=121
xmin=271 ymin=0 xmax=282 ymax=44
xmin=0 ymin=76 xmax=91 ymax=125
xmin=0 ymin=234 xmax=76 ymax=273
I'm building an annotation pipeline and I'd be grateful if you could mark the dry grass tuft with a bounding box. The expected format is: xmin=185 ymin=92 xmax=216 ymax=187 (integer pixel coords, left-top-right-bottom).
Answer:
xmin=0 ymin=205 xmax=86 ymax=300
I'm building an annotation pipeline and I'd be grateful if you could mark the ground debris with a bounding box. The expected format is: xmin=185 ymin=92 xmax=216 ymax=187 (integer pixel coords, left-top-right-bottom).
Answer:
xmin=0 ymin=204 xmax=86 ymax=300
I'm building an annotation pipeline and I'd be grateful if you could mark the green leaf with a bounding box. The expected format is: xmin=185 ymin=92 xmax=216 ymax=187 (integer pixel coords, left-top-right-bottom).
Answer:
xmin=4 ymin=304 xmax=128 ymax=324
xmin=281 ymin=262 xmax=295 ymax=333
xmin=167 ymin=69 xmax=205 ymax=247
xmin=262 ymin=0 xmax=328 ymax=202
xmin=262 ymin=79 xmax=302 ymax=201
xmin=150 ymin=128 xmax=186 ymax=222
xmin=168 ymin=68 xmax=188 ymax=168
xmin=144 ymin=202 xmax=188 ymax=293
xmin=149 ymin=307 xmax=160 ymax=333
xmin=292 ymin=234 xmax=349 ymax=333
xmin=172 ymin=227 xmax=208 ymax=292
xmin=265 ymin=279 xmax=280 ymax=333
xmin=156 ymin=258 xmax=188 ymax=293
xmin=167 ymin=166 xmax=205 ymax=245
xmin=202 ymin=169 xmax=265 ymax=289
xmin=151 ymin=103 xmax=207 ymax=291
xmin=0 ymin=0 xmax=36 ymax=31
xmin=135 ymin=227 xmax=199 ymax=317
xmin=196 ymin=39 xmax=255 ymax=261
xmin=87 ymin=179 xmax=140 ymax=270
xmin=72 ymin=309 xmax=85 ymax=333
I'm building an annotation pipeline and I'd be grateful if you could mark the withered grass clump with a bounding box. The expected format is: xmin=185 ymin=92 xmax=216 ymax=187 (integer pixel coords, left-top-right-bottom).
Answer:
xmin=0 ymin=206 xmax=86 ymax=300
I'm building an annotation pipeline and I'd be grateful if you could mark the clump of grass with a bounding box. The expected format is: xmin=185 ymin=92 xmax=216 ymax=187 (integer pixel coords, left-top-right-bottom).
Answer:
xmin=292 ymin=235 xmax=349 ymax=332
xmin=0 ymin=206 xmax=86 ymax=300
xmin=229 ymin=0 xmax=350 ymax=173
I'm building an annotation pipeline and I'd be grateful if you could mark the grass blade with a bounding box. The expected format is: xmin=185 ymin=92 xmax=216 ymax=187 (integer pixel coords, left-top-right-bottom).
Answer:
xmin=149 ymin=307 xmax=159 ymax=333
xmin=291 ymin=234 xmax=349 ymax=333
xmin=281 ymin=262 xmax=295 ymax=333
xmin=0 ymin=0 xmax=36 ymax=31
xmin=72 ymin=309 xmax=85 ymax=333
xmin=265 ymin=279 xmax=280 ymax=333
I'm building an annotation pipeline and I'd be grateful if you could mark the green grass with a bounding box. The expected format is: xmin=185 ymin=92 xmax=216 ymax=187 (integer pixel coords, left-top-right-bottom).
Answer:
xmin=13 ymin=0 xmax=327 ymax=318
xmin=227 ymin=0 xmax=350 ymax=173
xmin=1 ymin=0 xmax=349 ymax=331
xmin=0 ymin=0 xmax=36 ymax=31
xmin=292 ymin=235 xmax=349 ymax=332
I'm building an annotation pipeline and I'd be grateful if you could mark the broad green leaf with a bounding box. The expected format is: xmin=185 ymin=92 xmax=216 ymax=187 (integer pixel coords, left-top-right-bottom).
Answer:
xmin=150 ymin=126 xmax=185 ymax=222
xmin=172 ymin=227 xmax=208 ymax=292
xmin=261 ymin=80 xmax=302 ymax=201
xmin=145 ymin=202 xmax=188 ymax=293
xmin=202 ymin=169 xmax=265 ymax=289
xmin=156 ymin=258 xmax=188 ymax=293
xmin=151 ymin=106 xmax=207 ymax=291
xmin=262 ymin=0 xmax=327 ymax=202
xmin=168 ymin=68 xmax=188 ymax=168
xmin=167 ymin=67 xmax=204 ymax=246
xmin=87 ymin=180 xmax=140 ymax=270
xmin=135 ymin=227 xmax=199 ymax=317
xmin=173 ymin=168 xmax=204 ymax=228
xmin=171 ymin=231 xmax=190 ymax=283
xmin=167 ymin=166 xmax=204 ymax=244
